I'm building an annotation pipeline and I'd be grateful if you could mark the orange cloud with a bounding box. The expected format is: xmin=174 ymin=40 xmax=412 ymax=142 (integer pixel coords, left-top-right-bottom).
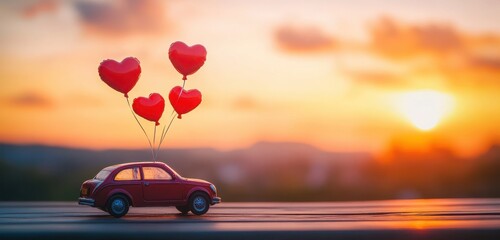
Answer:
xmin=22 ymin=0 xmax=59 ymax=18
xmin=465 ymin=35 xmax=500 ymax=71
xmin=74 ymin=0 xmax=168 ymax=37
xmin=274 ymin=24 xmax=336 ymax=53
xmin=470 ymin=55 xmax=500 ymax=70
xmin=347 ymin=71 xmax=404 ymax=87
xmin=5 ymin=92 xmax=53 ymax=109
xmin=232 ymin=96 xmax=262 ymax=111
xmin=343 ymin=16 xmax=500 ymax=86
xmin=369 ymin=17 xmax=463 ymax=59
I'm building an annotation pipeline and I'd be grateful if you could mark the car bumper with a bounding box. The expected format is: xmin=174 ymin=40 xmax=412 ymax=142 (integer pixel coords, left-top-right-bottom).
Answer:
xmin=78 ymin=197 xmax=95 ymax=207
xmin=211 ymin=197 xmax=221 ymax=205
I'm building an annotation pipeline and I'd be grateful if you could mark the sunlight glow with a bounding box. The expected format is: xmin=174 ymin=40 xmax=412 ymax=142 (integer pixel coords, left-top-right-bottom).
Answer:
xmin=396 ymin=90 xmax=453 ymax=131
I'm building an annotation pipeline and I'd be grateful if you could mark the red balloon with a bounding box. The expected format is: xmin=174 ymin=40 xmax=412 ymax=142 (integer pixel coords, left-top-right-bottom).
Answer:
xmin=98 ymin=57 xmax=141 ymax=98
xmin=132 ymin=93 xmax=165 ymax=126
xmin=169 ymin=86 xmax=202 ymax=119
xmin=168 ymin=41 xmax=207 ymax=80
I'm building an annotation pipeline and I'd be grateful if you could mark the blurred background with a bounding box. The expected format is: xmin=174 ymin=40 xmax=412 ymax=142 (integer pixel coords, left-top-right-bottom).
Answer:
xmin=0 ymin=0 xmax=499 ymax=201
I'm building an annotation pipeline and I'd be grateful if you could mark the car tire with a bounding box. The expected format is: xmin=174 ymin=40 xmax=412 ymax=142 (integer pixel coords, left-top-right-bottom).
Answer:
xmin=107 ymin=195 xmax=129 ymax=218
xmin=189 ymin=192 xmax=210 ymax=215
xmin=176 ymin=205 xmax=190 ymax=215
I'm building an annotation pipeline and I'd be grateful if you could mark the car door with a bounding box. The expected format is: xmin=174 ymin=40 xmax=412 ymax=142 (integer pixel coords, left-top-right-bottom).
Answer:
xmin=141 ymin=166 xmax=184 ymax=202
xmin=112 ymin=167 xmax=143 ymax=203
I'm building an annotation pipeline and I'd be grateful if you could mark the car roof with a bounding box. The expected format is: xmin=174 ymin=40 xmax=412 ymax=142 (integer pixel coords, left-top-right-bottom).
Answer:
xmin=103 ymin=161 xmax=167 ymax=171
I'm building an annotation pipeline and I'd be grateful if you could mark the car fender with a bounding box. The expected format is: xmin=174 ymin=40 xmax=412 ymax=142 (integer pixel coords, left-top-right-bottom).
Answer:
xmin=106 ymin=188 xmax=136 ymax=206
xmin=186 ymin=186 xmax=211 ymax=199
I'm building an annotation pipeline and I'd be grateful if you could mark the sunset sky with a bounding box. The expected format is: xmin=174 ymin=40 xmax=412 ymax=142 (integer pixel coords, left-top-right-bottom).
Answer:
xmin=0 ymin=0 xmax=499 ymax=157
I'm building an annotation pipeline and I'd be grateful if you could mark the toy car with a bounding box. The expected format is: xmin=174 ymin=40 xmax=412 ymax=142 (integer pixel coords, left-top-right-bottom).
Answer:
xmin=78 ymin=162 xmax=221 ymax=217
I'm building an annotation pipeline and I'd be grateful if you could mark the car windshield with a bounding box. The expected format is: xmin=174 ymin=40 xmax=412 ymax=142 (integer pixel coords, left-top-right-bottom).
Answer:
xmin=94 ymin=169 xmax=111 ymax=181
xmin=165 ymin=165 xmax=182 ymax=178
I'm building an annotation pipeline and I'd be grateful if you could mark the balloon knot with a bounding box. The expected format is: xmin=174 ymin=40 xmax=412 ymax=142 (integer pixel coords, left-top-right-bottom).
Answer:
xmin=124 ymin=93 xmax=128 ymax=98
xmin=182 ymin=75 xmax=187 ymax=80
xmin=177 ymin=114 xmax=182 ymax=119
xmin=155 ymin=121 xmax=160 ymax=126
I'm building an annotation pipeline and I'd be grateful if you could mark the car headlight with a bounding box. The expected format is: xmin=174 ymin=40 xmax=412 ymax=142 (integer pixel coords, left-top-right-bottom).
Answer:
xmin=210 ymin=184 xmax=217 ymax=194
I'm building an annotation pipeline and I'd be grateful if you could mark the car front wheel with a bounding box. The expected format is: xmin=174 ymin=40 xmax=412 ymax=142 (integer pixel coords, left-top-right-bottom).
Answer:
xmin=189 ymin=192 xmax=210 ymax=215
xmin=107 ymin=195 xmax=129 ymax=218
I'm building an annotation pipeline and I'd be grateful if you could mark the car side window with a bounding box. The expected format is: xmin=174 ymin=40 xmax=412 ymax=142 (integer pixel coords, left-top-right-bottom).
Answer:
xmin=143 ymin=167 xmax=172 ymax=180
xmin=114 ymin=167 xmax=141 ymax=181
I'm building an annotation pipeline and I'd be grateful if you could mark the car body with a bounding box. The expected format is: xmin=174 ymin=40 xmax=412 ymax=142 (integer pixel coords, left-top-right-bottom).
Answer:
xmin=78 ymin=162 xmax=221 ymax=217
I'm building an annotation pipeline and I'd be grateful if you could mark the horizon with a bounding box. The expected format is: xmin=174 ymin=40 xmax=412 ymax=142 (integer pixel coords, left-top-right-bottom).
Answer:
xmin=2 ymin=136 xmax=500 ymax=202
xmin=2 ymin=139 xmax=500 ymax=160
xmin=0 ymin=140 xmax=370 ymax=154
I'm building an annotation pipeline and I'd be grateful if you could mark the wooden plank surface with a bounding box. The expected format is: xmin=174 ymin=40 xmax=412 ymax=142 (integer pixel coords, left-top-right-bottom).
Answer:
xmin=1 ymin=199 xmax=500 ymax=239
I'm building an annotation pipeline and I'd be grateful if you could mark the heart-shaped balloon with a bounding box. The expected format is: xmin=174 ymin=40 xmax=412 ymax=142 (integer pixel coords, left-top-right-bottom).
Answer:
xmin=169 ymin=86 xmax=202 ymax=119
xmin=98 ymin=57 xmax=141 ymax=98
xmin=168 ymin=41 xmax=207 ymax=80
xmin=132 ymin=93 xmax=165 ymax=126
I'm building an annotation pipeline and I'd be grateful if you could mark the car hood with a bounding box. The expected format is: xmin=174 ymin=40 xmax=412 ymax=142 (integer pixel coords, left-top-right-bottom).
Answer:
xmin=184 ymin=178 xmax=211 ymax=185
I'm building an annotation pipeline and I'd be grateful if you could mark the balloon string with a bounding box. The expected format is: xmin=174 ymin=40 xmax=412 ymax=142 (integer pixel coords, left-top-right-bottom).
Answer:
xmin=155 ymin=80 xmax=186 ymax=160
xmin=153 ymin=124 xmax=157 ymax=162
xmin=160 ymin=111 xmax=176 ymax=143
xmin=155 ymin=111 xmax=175 ymax=160
xmin=155 ymin=114 xmax=176 ymax=160
xmin=126 ymin=98 xmax=155 ymax=161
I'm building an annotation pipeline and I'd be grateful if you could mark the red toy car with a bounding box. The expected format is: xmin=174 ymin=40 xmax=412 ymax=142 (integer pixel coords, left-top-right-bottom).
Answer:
xmin=78 ymin=162 xmax=221 ymax=217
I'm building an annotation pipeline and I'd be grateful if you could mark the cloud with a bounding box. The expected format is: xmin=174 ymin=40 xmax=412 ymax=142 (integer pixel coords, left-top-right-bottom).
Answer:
xmin=367 ymin=17 xmax=500 ymax=69
xmin=232 ymin=96 xmax=261 ymax=110
xmin=274 ymin=24 xmax=336 ymax=53
xmin=465 ymin=35 xmax=500 ymax=71
xmin=346 ymin=16 xmax=500 ymax=86
xmin=22 ymin=0 xmax=59 ymax=18
xmin=347 ymin=71 xmax=404 ymax=87
xmin=6 ymin=92 xmax=53 ymax=109
xmin=271 ymin=17 xmax=498 ymax=88
xmin=368 ymin=17 xmax=463 ymax=59
xmin=470 ymin=55 xmax=500 ymax=70
xmin=74 ymin=0 xmax=168 ymax=37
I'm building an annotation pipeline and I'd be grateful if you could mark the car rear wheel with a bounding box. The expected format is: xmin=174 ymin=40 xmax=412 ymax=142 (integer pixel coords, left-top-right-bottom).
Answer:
xmin=107 ymin=195 xmax=129 ymax=218
xmin=176 ymin=205 xmax=190 ymax=215
xmin=189 ymin=192 xmax=210 ymax=215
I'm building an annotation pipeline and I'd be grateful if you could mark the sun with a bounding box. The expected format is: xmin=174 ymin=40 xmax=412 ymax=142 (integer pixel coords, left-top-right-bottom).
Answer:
xmin=396 ymin=90 xmax=453 ymax=131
